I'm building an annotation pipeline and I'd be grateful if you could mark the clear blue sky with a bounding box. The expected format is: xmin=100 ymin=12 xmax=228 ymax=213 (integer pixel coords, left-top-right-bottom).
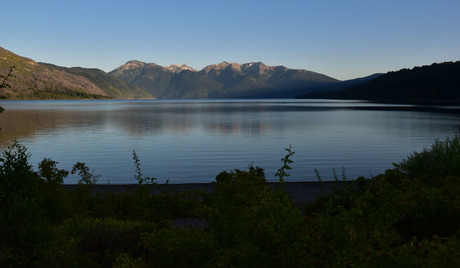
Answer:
xmin=3 ymin=0 xmax=459 ymax=80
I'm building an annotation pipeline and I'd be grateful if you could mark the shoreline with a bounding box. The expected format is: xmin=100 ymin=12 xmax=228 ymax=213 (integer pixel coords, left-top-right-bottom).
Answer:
xmin=63 ymin=181 xmax=350 ymax=206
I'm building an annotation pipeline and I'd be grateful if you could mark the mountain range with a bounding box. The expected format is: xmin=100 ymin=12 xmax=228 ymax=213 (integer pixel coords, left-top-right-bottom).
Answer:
xmin=2 ymin=46 xmax=458 ymax=103
xmin=1 ymin=46 xmax=345 ymax=99
xmin=299 ymin=61 xmax=460 ymax=104
xmin=109 ymin=60 xmax=339 ymax=98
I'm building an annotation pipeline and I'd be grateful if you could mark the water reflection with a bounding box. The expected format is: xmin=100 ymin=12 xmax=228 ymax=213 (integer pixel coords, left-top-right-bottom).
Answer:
xmin=2 ymin=100 xmax=460 ymax=147
xmin=1 ymin=100 xmax=460 ymax=183
xmin=3 ymin=100 xmax=458 ymax=145
xmin=1 ymin=101 xmax=293 ymax=144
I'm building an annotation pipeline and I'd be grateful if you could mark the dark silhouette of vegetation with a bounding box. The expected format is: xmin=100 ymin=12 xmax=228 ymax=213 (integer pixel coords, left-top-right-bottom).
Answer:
xmin=71 ymin=162 xmax=100 ymax=185
xmin=275 ymin=144 xmax=295 ymax=183
xmin=0 ymin=66 xmax=14 ymax=114
xmin=132 ymin=150 xmax=157 ymax=185
xmin=38 ymin=158 xmax=69 ymax=184
xmin=301 ymin=61 xmax=460 ymax=105
xmin=0 ymin=137 xmax=459 ymax=266
xmin=296 ymin=73 xmax=383 ymax=99
xmin=0 ymin=66 xmax=14 ymax=88
xmin=0 ymin=143 xmax=52 ymax=265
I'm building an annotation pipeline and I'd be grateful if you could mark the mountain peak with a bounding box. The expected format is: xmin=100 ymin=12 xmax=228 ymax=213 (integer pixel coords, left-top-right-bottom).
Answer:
xmin=202 ymin=61 xmax=242 ymax=73
xmin=215 ymin=61 xmax=241 ymax=68
xmin=244 ymin=61 xmax=266 ymax=67
xmin=239 ymin=61 xmax=290 ymax=77
xmin=109 ymin=58 xmax=339 ymax=98
xmin=124 ymin=60 xmax=147 ymax=68
xmin=110 ymin=60 xmax=148 ymax=73
xmin=241 ymin=62 xmax=269 ymax=74
xmin=166 ymin=64 xmax=196 ymax=73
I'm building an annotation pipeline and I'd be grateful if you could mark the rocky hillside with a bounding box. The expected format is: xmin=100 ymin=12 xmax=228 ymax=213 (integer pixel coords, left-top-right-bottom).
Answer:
xmin=110 ymin=60 xmax=339 ymax=99
xmin=0 ymin=47 xmax=153 ymax=99
xmin=41 ymin=64 xmax=153 ymax=99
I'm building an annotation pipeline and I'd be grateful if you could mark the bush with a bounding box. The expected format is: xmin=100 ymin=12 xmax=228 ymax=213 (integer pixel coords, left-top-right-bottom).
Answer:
xmin=298 ymin=137 xmax=460 ymax=266
xmin=0 ymin=143 xmax=51 ymax=266
xmin=142 ymin=227 xmax=212 ymax=267
xmin=53 ymin=218 xmax=153 ymax=267
xmin=209 ymin=165 xmax=303 ymax=266
xmin=394 ymin=136 xmax=460 ymax=180
xmin=1 ymin=138 xmax=459 ymax=266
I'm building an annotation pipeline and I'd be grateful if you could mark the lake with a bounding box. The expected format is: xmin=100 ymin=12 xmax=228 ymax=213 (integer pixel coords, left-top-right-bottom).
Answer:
xmin=1 ymin=99 xmax=459 ymax=184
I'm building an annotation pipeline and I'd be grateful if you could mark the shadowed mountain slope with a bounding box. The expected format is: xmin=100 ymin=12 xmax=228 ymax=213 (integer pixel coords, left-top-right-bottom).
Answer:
xmin=110 ymin=60 xmax=339 ymax=99
xmin=299 ymin=62 xmax=460 ymax=105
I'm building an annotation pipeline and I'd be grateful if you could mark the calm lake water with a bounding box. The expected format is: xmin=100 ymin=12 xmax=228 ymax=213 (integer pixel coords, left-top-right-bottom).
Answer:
xmin=1 ymin=99 xmax=459 ymax=184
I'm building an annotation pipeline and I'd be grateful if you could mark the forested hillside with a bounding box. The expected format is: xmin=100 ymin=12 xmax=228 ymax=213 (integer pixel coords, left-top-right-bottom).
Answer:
xmin=300 ymin=62 xmax=460 ymax=104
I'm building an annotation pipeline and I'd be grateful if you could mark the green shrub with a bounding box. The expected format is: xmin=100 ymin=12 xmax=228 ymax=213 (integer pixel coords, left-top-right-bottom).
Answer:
xmin=1 ymin=138 xmax=458 ymax=266
xmin=275 ymin=144 xmax=295 ymax=183
xmin=209 ymin=165 xmax=303 ymax=266
xmin=37 ymin=158 xmax=71 ymax=224
xmin=38 ymin=158 xmax=69 ymax=185
xmin=0 ymin=143 xmax=51 ymax=266
xmin=53 ymin=218 xmax=153 ymax=267
xmin=298 ymin=137 xmax=460 ymax=266
xmin=141 ymin=227 xmax=212 ymax=267
xmin=394 ymin=136 xmax=460 ymax=180
xmin=393 ymin=176 xmax=460 ymax=240
xmin=71 ymin=162 xmax=100 ymax=185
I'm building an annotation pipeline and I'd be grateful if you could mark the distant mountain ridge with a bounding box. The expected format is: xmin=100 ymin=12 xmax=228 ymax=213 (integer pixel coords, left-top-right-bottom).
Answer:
xmin=299 ymin=61 xmax=460 ymax=104
xmin=109 ymin=60 xmax=339 ymax=99
xmin=296 ymin=73 xmax=384 ymax=98
xmin=4 ymin=46 xmax=456 ymax=102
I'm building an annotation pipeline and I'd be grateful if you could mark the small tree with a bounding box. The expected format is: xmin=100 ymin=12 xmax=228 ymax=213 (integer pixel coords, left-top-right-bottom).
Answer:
xmin=0 ymin=65 xmax=15 ymax=114
xmin=275 ymin=144 xmax=295 ymax=183
xmin=132 ymin=150 xmax=156 ymax=185
xmin=71 ymin=162 xmax=100 ymax=185
xmin=38 ymin=158 xmax=69 ymax=185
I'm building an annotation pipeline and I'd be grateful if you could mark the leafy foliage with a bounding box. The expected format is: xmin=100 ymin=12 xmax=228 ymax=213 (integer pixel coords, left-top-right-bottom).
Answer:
xmin=38 ymin=158 xmax=69 ymax=184
xmin=275 ymin=144 xmax=295 ymax=183
xmin=0 ymin=138 xmax=459 ymax=266
xmin=132 ymin=150 xmax=156 ymax=185
xmin=0 ymin=143 xmax=51 ymax=266
xmin=71 ymin=162 xmax=100 ymax=185
xmin=210 ymin=165 xmax=303 ymax=266
xmin=394 ymin=136 xmax=460 ymax=179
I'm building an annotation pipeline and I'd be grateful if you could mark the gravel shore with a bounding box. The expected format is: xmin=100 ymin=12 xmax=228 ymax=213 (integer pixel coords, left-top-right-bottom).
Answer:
xmin=63 ymin=181 xmax=350 ymax=206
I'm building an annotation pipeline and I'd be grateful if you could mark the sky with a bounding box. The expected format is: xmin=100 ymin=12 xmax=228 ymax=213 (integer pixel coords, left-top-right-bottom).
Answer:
xmin=2 ymin=0 xmax=459 ymax=80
